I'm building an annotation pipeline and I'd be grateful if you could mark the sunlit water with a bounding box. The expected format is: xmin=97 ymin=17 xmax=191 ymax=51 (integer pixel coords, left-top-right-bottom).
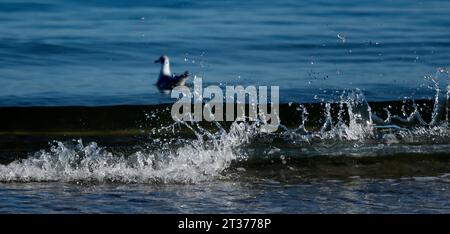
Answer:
xmin=1 ymin=0 xmax=450 ymax=213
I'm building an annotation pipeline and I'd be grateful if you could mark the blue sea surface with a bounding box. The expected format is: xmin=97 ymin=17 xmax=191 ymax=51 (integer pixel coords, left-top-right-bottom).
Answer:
xmin=0 ymin=0 xmax=449 ymax=106
xmin=1 ymin=0 xmax=450 ymax=214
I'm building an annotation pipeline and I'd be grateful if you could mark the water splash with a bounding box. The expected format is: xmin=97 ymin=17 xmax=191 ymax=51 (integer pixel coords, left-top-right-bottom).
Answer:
xmin=0 ymin=73 xmax=449 ymax=183
xmin=278 ymin=78 xmax=449 ymax=149
xmin=380 ymin=68 xmax=449 ymax=127
xmin=0 ymin=121 xmax=257 ymax=183
xmin=315 ymin=89 xmax=374 ymax=141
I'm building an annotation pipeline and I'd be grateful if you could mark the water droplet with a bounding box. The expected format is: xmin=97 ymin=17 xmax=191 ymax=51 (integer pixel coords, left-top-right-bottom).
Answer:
xmin=337 ymin=34 xmax=346 ymax=43
xmin=280 ymin=155 xmax=287 ymax=165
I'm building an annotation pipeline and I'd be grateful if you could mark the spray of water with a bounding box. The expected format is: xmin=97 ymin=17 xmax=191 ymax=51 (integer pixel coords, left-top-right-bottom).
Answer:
xmin=0 ymin=69 xmax=449 ymax=183
xmin=0 ymin=120 xmax=258 ymax=183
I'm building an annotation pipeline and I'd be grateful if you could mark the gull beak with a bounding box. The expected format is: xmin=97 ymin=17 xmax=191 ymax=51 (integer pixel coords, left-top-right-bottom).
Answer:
xmin=154 ymin=59 xmax=160 ymax=64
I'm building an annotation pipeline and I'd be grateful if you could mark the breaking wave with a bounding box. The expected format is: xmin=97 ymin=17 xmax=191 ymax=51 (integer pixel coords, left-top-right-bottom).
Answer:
xmin=0 ymin=69 xmax=449 ymax=184
xmin=0 ymin=121 xmax=259 ymax=183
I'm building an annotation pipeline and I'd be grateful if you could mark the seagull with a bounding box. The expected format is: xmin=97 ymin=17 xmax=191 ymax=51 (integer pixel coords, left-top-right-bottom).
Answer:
xmin=154 ymin=55 xmax=190 ymax=90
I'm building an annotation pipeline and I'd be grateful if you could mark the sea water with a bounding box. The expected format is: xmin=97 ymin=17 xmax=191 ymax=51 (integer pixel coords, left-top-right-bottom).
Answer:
xmin=0 ymin=0 xmax=449 ymax=213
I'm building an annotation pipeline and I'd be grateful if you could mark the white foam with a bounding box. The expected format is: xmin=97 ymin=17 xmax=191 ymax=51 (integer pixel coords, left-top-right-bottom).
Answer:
xmin=0 ymin=122 xmax=256 ymax=184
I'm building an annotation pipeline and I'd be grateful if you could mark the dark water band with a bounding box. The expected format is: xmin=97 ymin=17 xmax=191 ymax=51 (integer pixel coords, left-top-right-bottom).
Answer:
xmin=0 ymin=100 xmax=445 ymax=134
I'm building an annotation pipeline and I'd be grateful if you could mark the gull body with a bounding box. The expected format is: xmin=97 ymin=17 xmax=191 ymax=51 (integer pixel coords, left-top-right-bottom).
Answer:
xmin=154 ymin=55 xmax=189 ymax=90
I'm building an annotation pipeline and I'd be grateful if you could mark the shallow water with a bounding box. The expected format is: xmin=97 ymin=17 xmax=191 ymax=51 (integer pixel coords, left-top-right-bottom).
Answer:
xmin=1 ymin=100 xmax=449 ymax=212
xmin=2 ymin=177 xmax=450 ymax=213
xmin=1 ymin=0 xmax=450 ymax=213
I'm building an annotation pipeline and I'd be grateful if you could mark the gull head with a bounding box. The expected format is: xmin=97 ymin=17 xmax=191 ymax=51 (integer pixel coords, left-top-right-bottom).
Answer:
xmin=154 ymin=55 xmax=169 ymax=65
